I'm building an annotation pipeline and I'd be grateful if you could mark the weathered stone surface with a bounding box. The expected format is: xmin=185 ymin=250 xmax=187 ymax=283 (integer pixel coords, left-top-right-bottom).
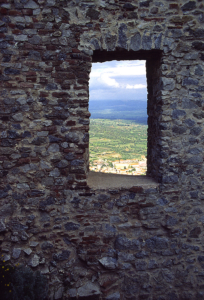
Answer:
xmin=99 ymin=257 xmax=117 ymax=270
xmin=1 ymin=2 xmax=204 ymax=299
xmin=64 ymin=222 xmax=80 ymax=231
xmin=78 ymin=282 xmax=100 ymax=299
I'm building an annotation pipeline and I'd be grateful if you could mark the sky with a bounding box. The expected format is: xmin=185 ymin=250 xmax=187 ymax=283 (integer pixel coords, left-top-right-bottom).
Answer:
xmin=89 ymin=60 xmax=147 ymax=101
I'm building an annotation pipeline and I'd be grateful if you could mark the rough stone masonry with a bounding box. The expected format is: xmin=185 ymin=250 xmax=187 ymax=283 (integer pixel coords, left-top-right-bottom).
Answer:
xmin=0 ymin=0 xmax=204 ymax=299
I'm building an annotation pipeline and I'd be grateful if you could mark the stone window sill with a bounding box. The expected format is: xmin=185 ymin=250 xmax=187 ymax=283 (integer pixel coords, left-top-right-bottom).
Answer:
xmin=87 ymin=171 xmax=159 ymax=190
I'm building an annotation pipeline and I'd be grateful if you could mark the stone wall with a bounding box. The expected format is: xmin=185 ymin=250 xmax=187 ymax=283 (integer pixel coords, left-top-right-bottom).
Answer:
xmin=0 ymin=0 xmax=204 ymax=299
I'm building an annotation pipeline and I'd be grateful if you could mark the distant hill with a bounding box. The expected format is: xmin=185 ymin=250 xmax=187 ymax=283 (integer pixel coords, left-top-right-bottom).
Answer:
xmin=89 ymin=100 xmax=147 ymax=125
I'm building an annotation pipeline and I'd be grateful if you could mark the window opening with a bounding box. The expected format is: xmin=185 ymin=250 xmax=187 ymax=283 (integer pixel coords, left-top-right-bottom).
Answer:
xmin=89 ymin=60 xmax=147 ymax=176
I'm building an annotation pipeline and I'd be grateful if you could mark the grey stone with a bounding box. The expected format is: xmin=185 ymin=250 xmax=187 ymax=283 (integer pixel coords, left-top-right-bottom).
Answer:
xmin=99 ymin=257 xmax=117 ymax=270
xmin=50 ymin=168 xmax=60 ymax=177
xmin=23 ymin=248 xmax=32 ymax=255
xmin=28 ymin=254 xmax=40 ymax=267
xmin=78 ymin=282 xmax=100 ymax=299
xmin=29 ymin=50 xmax=41 ymax=61
xmin=172 ymin=109 xmax=186 ymax=119
xmin=70 ymin=159 xmax=84 ymax=166
xmin=3 ymin=98 xmax=15 ymax=105
xmin=30 ymin=241 xmax=39 ymax=247
xmin=130 ymin=32 xmax=141 ymax=51
xmin=0 ymin=219 xmax=6 ymax=232
xmin=182 ymin=98 xmax=198 ymax=109
xmin=172 ymin=125 xmax=187 ymax=134
xmin=181 ymin=1 xmax=196 ymax=11
xmin=162 ymin=175 xmax=178 ymax=184
xmin=142 ymin=33 xmax=152 ymax=50
xmin=86 ymin=8 xmax=100 ymax=20
xmin=48 ymin=143 xmax=60 ymax=153
xmin=192 ymin=41 xmax=204 ymax=51
xmin=12 ymin=113 xmax=23 ymax=121
xmin=115 ymin=235 xmax=140 ymax=250
xmin=184 ymin=53 xmax=198 ymax=60
xmin=105 ymin=34 xmax=117 ymax=51
xmin=68 ymin=288 xmax=77 ymax=298
xmin=42 ymin=176 xmax=54 ymax=186
xmin=53 ymin=250 xmax=70 ymax=261
xmin=190 ymin=127 xmax=202 ymax=136
xmin=185 ymin=119 xmax=195 ymax=127
xmin=14 ymin=35 xmax=28 ymax=41
xmin=24 ymin=0 xmax=39 ymax=9
xmin=66 ymin=132 xmax=80 ymax=143
xmin=187 ymin=155 xmax=203 ymax=165
xmin=118 ymin=23 xmax=127 ymax=49
xmin=195 ymin=65 xmax=203 ymax=76
xmin=39 ymin=196 xmax=55 ymax=210
xmin=168 ymin=29 xmax=182 ymax=38
xmin=55 ymin=286 xmax=64 ymax=300
xmin=91 ymin=38 xmax=100 ymax=50
xmin=154 ymin=33 xmax=162 ymax=49
xmin=135 ymin=260 xmax=147 ymax=271
xmin=182 ymin=78 xmax=198 ymax=86
xmin=4 ymin=68 xmax=20 ymax=75
xmin=57 ymin=160 xmax=68 ymax=168
xmin=13 ymin=248 xmax=21 ymax=259
xmin=64 ymin=222 xmax=80 ymax=231
xmin=105 ymin=292 xmax=120 ymax=300
xmin=162 ymin=77 xmax=175 ymax=91
xmin=41 ymin=241 xmax=54 ymax=250
xmin=46 ymin=83 xmax=58 ymax=90
xmin=28 ymin=35 xmax=41 ymax=45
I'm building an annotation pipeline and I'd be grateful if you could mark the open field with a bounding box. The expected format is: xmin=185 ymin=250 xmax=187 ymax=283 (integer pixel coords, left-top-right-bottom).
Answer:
xmin=89 ymin=119 xmax=147 ymax=175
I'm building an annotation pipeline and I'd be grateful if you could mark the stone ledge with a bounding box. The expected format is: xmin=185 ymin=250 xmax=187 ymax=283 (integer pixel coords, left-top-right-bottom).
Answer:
xmin=87 ymin=171 xmax=159 ymax=190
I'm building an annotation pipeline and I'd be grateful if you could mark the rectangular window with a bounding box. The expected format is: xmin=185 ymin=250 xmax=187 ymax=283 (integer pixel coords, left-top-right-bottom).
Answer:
xmin=87 ymin=50 xmax=163 ymax=188
xmin=89 ymin=60 xmax=147 ymax=176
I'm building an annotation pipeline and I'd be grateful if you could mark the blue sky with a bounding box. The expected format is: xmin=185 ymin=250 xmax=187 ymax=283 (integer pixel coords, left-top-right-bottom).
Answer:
xmin=89 ymin=60 xmax=147 ymax=101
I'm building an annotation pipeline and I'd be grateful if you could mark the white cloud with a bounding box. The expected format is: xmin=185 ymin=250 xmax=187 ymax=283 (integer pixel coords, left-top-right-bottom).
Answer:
xmin=89 ymin=60 xmax=147 ymax=101
xmin=100 ymin=73 xmax=119 ymax=88
xmin=126 ymin=84 xmax=147 ymax=89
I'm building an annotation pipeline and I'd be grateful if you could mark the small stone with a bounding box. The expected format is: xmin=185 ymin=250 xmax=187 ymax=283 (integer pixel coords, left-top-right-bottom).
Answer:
xmin=55 ymin=286 xmax=64 ymax=300
xmin=67 ymin=288 xmax=77 ymax=299
xmin=46 ymin=83 xmax=58 ymax=90
xmin=29 ymin=254 xmax=40 ymax=267
xmin=181 ymin=1 xmax=196 ymax=11
xmin=99 ymin=257 xmax=117 ymax=270
xmin=78 ymin=282 xmax=100 ymax=299
xmin=142 ymin=33 xmax=152 ymax=50
xmin=3 ymin=254 xmax=10 ymax=262
xmin=23 ymin=248 xmax=32 ymax=255
xmin=105 ymin=292 xmax=120 ymax=300
xmin=182 ymin=78 xmax=198 ymax=86
xmin=86 ymin=8 xmax=100 ymax=20
xmin=12 ymin=113 xmax=23 ymax=121
xmin=53 ymin=250 xmax=70 ymax=261
xmin=53 ymin=31 xmax=61 ymax=37
xmin=30 ymin=241 xmax=39 ymax=247
xmin=162 ymin=77 xmax=175 ymax=91
xmin=28 ymin=35 xmax=41 ymax=45
xmin=24 ymin=0 xmax=39 ymax=9
xmin=57 ymin=160 xmax=69 ymax=168
xmin=13 ymin=248 xmax=21 ymax=259
xmin=64 ymin=222 xmax=80 ymax=231
xmin=118 ymin=23 xmax=127 ymax=49
xmin=50 ymin=168 xmax=60 ymax=177
xmin=130 ymin=32 xmax=141 ymax=51
xmin=41 ymin=241 xmax=53 ymax=250
xmin=195 ymin=65 xmax=203 ymax=76
xmin=14 ymin=35 xmax=28 ymax=42
xmin=0 ymin=219 xmax=6 ymax=232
